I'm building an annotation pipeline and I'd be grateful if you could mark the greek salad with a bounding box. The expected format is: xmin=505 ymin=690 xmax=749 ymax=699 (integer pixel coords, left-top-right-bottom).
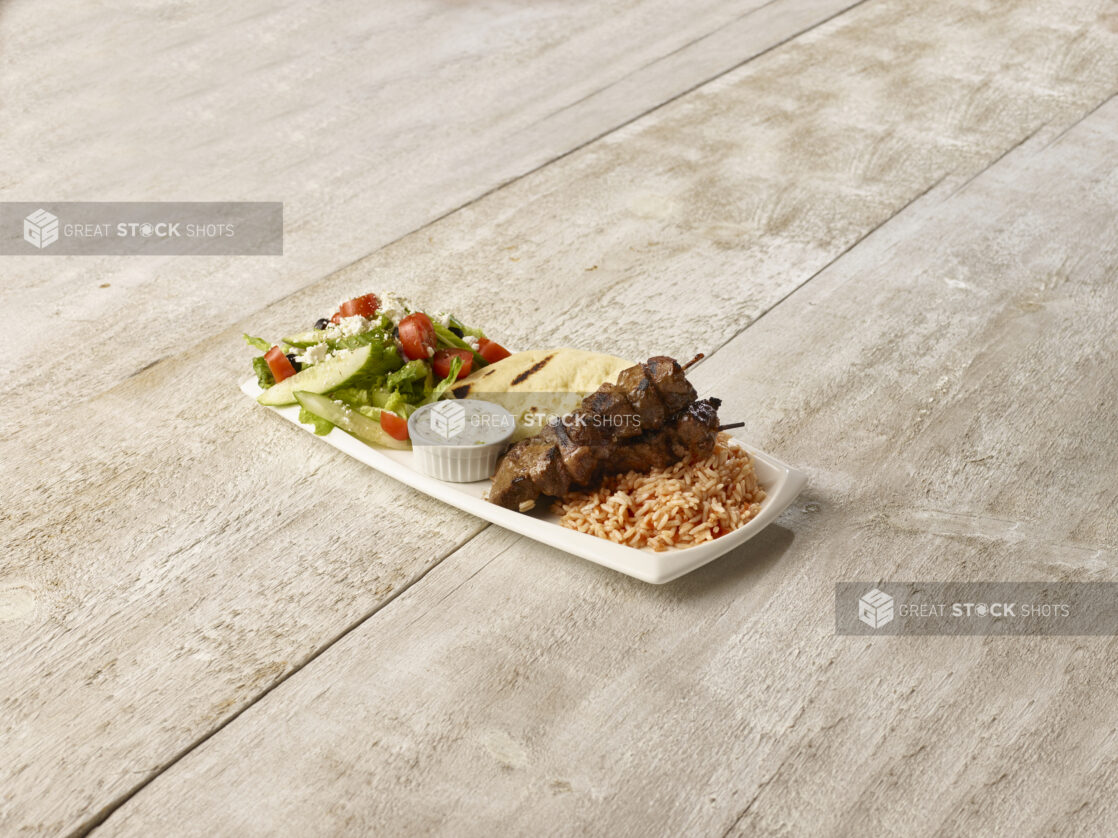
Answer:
xmin=245 ymin=292 xmax=511 ymax=448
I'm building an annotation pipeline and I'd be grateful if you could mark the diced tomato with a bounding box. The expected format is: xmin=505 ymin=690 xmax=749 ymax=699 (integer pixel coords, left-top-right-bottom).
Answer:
xmin=478 ymin=338 xmax=511 ymax=364
xmin=330 ymin=312 xmax=342 ymax=324
xmin=397 ymin=312 xmax=437 ymax=361
xmin=264 ymin=346 xmax=297 ymax=382
xmin=380 ymin=410 xmax=409 ymax=441
xmin=432 ymin=348 xmax=473 ymax=381
xmin=339 ymin=293 xmax=379 ymax=319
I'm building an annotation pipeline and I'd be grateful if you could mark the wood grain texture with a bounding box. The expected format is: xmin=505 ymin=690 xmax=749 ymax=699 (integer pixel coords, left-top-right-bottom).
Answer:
xmin=1 ymin=1 xmax=875 ymax=834
xmin=0 ymin=0 xmax=855 ymax=437
xmin=2 ymin=0 xmax=1116 ymax=834
xmin=99 ymin=96 xmax=1118 ymax=838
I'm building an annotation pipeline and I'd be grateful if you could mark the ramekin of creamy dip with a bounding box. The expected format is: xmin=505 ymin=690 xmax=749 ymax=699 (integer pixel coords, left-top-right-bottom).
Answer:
xmin=408 ymin=399 xmax=517 ymax=482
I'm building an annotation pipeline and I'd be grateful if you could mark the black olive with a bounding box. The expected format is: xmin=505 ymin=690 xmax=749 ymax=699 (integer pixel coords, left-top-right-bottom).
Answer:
xmin=449 ymin=325 xmax=464 ymax=338
xmin=286 ymin=353 xmax=301 ymax=372
xmin=392 ymin=325 xmax=399 ymax=339
xmin=314 ymin=318 xmax=329 ymax=330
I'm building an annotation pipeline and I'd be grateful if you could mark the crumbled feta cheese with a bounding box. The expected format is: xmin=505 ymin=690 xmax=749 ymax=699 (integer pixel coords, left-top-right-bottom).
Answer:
xmin=433 ymin=311 xmax=452 ymax=328
xmin=377 ymin=292 xmax=411 ymax=326
xmin=463 ymin=335 xmax=480 ymax=351
xmin=427 ymin=345 xmax=435 ymax=358
xmin=322 ymin=314 xmax=373 ymax=341
xmin=337 ymin=315 xmax=370 ymax=337
xmin=296 ymin=342 xmax=330 ymax=366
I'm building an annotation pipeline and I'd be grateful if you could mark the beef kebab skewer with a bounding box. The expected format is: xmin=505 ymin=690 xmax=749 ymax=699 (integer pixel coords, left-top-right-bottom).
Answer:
xmin=488 ymin=356 xmax=722 ymax=510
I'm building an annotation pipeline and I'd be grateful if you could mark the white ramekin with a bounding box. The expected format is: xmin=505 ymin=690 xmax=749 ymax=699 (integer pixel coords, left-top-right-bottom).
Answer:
xmin=408 ymin=399 xmax=516 ymax=483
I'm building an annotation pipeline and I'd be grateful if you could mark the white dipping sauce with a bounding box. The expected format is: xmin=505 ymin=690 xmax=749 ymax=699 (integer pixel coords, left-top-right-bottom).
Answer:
xmin=408 ymin=399 xmax=516 ymax=482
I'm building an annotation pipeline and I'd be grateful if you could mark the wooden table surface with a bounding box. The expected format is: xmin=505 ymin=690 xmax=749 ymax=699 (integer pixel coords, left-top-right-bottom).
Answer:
xmin=3 ymin=1 xmax=1117 ymax=835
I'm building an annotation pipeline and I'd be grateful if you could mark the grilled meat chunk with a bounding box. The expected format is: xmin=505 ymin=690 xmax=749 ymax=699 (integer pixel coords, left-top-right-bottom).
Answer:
xmin=540 ymin=419 xmax=600 ymax=485
xmin=560 ymin=406 xmax=611 ymax=447
xmin=611 ymin=398 xmax=721 ymax=472
xmin=645 ymin=356 xmax=696 ymax=414
xmin=488 ymin=435 xmax=569 ymax=511
xmin=581 ymin=383 xmax=641 ymax=439
xmin=615 ymin=364 xmax=667 ymax=431
xmin=670 ymin=397 xmax=721 ymax=458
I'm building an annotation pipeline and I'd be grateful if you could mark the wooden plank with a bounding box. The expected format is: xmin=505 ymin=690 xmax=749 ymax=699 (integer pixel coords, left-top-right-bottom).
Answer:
xmin=0 ymin=0 xmax=857 ymax=438
xmin=2 ymin=0 xmax=1117 ymax=834
xmin=96 ymin=96 xmax=1118 ymax=838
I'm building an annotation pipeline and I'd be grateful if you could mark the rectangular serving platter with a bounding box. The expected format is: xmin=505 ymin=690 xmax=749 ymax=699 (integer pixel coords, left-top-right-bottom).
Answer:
xmin=242 ymin=379 xmax=807 ymax=584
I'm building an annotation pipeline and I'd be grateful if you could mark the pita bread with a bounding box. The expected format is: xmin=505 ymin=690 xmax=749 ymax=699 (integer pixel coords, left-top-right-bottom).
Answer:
xmin=451 ymin=348 xmax=633 ymax=441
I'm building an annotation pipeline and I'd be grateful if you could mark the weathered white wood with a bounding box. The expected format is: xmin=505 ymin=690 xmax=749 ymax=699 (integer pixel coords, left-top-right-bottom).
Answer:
xmin=1 ymin=0 xmax=1117 ymax=834
xmin=0 ymin=0 xmax=855 ymax=436
xmin=98 ymin=96 xmax=1118 ymax=838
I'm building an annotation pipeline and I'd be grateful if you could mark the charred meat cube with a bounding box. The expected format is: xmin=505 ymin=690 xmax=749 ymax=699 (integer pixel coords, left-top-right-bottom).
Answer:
xmin=542 ymin=419 xmax=601 ymax=485
xmin=669 ymin=398 xmax=721 ymax=459
xmin=645 ymin=356 xmax=696 ymax=414
xmin=610 ymin=433 xmax=678 ymax=473
xmin=562 ymin=407 xmax=611 ymax=447
xmin=616 ymin=364 xmax=667 ymax=431
xmin=489 ymin=436 xmax=571 ymax=509
xmin=582 ymin=383 xmax=641 ymax=439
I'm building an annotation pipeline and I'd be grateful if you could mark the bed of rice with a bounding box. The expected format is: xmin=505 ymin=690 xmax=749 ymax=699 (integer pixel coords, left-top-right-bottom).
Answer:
xmin=551 ymin=433 xmax=765 ymax=551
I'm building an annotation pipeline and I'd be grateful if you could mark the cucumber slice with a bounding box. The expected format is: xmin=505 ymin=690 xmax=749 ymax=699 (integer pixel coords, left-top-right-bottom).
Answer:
xmin=294 ymin=391 xmax=410 ymax=450
xmin=281 ymin=330 xmax=325 ymax=347
xmin=258 ymin=344 xmax=379 ymax=406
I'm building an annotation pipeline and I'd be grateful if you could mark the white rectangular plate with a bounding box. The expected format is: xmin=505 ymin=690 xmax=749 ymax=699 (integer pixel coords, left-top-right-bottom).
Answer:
xmin=242 ymin=379 xmax=806 ymax=583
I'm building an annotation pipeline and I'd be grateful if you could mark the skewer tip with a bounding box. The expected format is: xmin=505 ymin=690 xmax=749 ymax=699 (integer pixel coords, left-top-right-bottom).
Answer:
xmin=681 ymin=353 xmax=704 ymax=371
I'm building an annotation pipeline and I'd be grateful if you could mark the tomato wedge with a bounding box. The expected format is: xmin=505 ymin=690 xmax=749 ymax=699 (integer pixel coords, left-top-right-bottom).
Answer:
xmin=478 ymin=338 xmax=511 ymax=363
xmin=432 ymin=348 xmax=473 ymax=381
xmin=264 ymin=346 xmax=297 ymax=382
xmin=397 ymin=312 xmax=437 ymax=361
xmin=339 ymin=293 xmax=379 ymax=319
xmin=379 ymin=409 xmax=409 ymax=441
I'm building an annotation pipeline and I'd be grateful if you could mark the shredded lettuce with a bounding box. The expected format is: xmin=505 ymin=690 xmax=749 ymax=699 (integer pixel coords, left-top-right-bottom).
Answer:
xmin=386 ymin=359 xmax=428 ymax=391
xmin=298 ymin=406 xmax=334 ymax=435
xmin=252 ymin=356 xmax=275 ymax=389
xmin=422 ymin=355 xmax=462 ymax=405
xmin=333 ymin=329 xmax=391 ymax=352
xmin=382 ymin=391 xmax=409 ymax=416
xmin=243 ymin=334 xmax=272 ymax=352
xmin=332 ymin=386 xmax=412 ymax=418
xmin=331 ymin=387 xmax=373 ymax=408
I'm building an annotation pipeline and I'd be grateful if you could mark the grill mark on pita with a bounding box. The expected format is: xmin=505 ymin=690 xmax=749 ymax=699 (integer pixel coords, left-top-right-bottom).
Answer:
xmin=511 ymin=353 xmax=555 ymax=386
xmin=451 ymin=384 xmax=470 ymax=399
